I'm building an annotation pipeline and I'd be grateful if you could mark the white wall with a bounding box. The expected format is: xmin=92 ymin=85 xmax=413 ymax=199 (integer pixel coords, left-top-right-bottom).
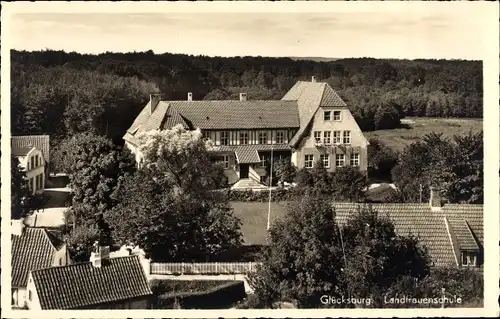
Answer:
xmin=17 ymin=148 xmax=46 ymax=194
xmin=26 ymin=273 xmax=41 ymax=310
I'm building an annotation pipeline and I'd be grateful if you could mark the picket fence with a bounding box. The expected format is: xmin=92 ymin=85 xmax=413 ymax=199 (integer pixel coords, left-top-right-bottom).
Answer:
xmin=150 ymin=262 xmax=263 ymax=275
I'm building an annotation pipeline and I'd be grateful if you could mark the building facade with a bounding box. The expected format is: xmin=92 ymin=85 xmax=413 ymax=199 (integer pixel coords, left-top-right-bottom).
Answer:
xmin=123 ymin=77 xmax=369 ymax=186
xmin=11 ymin=146 xmax=46 ymax=194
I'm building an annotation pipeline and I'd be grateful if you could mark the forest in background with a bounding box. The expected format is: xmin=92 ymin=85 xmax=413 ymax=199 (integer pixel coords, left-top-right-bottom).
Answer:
xmin=11 ymin=49 xmax=482 ymax=145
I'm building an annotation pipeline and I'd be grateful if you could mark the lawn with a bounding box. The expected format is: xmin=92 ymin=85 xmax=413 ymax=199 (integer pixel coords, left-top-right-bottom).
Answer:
xmin=365 ymin=117 xmax=483 ymax=152
xmin=230 ymin=201 xmax=287 ymax=245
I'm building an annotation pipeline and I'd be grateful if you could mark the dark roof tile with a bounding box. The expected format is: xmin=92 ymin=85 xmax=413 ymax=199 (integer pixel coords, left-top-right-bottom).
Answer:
xmin=31 ymin=255 xmax=152 ymax=309
xmin=12 ymin=227 xmax=60 ymax=287
xmin=12 ymin=135 xmax=50 ymax=163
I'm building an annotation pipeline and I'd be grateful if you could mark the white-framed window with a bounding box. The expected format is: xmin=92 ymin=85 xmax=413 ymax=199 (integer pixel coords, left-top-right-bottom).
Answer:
xmin=343 ymin=131 xmax=351 ymax=144
xmin=59 ymin=258 xmax=63 ymax=265
xmin=30 ymin=156 xmax=35 ymax=169
xmin=259 ymin=131 xmax=268 ymax=144
xmin=323 ymin=131 xmax=331 ymax=145
xmin=276 ymin=131 xmax=285 ymax=144
xmin=35 ymin=155 xmax=39 ymax=167
xmin=320 ymin=154 xmax=330 ymax=168
xmin=239 ymin=131 xmax=249 ymax=145
xmin=333 ymin=131 xmax=342 ymax=144
xmin=220 ymin=131 xmax=229 ymax=145
xmin=324 ymin=111 xmax=331 ymax=121
xmin=314 ymin=131 xmax=322 ymax=143
xmin=350 ymin=153 xmax=360 ymax=167
xmin=29 ymin=290 xmax=32 ymax=301
xmin=335 ymin=154 xmax=345 ymax=167
xmin=461 ymin=251 xmax=477 ymax=267
xmin=202 ymin=131 xmax=211 ymax=140
xmin=221 ymin=155 xmax=230 ymax=169
xmin=260 ymin=154 xmax=267 ymax=168
xmin=333 ymin=111 xmax=342 ymax=121
xmin=304 ymin=155 xmax=314 ymax=168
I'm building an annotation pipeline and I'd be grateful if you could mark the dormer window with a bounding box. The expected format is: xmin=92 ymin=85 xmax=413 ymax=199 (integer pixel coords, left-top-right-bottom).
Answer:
xmin=323 ymin=111 xmax=331 ymax=121
xmin=461 ymin=251 xmax=477 ymax=267
xmin=333 ymin=111 xmax=342 ymax=121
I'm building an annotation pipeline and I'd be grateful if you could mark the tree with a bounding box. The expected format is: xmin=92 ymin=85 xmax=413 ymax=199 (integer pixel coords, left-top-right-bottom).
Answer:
xmin=106 ymin=125 xmax=243 ymax=261
xmin=367 ymin=138 xmax=399 ymax=181
xmin=11 ymin=156 xmax=43 ymax=219
xmin=340 ymin=204 xmax=431 ymax=307
xmin=64 ymin=214 xmax=113 ymax=263
xmin=248 ymin=193 xmax=344 ymax=308
xmin=55 ymin=133 xmax=136 ymax=226
xmin=330 ymin=167 xmax=368 ymax=202
xmin=271 ymin=158 xmax=297 ymax=185
xmin=391 ymin=131 xmax=482 ymax=204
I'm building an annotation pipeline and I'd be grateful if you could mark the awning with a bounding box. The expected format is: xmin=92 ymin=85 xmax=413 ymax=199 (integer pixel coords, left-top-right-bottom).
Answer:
xmin=235 ymin=147 xmax=261 ymax=164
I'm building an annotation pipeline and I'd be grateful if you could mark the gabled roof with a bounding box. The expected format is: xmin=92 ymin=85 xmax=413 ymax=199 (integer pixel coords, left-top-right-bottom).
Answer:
xmin=12 ymin=227 xmax=63 ymax=287
xmin=12 ymin=135 xmax=50 ymax=163
xmin=282 ymin=81 xmax=348 ymax=148
xmin=124 ymin=99 xmax=301 ymax=146
xmin=31 ymin=255 xmax=153 ymax=309
xmin=333 ymin=202 xmax=483 ymax=268
xmin=235 ymin=147 xmax=262 ymax=164
xmin=12 ymin=146 xmax=34 ymax=157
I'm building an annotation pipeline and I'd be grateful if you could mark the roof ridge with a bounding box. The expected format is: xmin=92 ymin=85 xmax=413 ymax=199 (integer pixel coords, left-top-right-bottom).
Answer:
xmin=32 ymin=254 xmax=141 ymax=274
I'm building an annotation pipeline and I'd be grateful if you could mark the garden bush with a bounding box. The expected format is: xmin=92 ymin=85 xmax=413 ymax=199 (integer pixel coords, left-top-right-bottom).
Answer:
xmin=151 ymin=280 xmax=246 ymax=309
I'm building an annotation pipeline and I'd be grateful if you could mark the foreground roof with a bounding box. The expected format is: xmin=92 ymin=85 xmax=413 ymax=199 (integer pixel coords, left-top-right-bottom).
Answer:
xmin=12 ymin=135 xmax=50 ymax=163
xmin=334 ymin=203 xmax=483 ymax=268
xmin=12 ymin=227 xmax=63 ymax=287
xmin=31 ymin=255 xmax=152 ymax=309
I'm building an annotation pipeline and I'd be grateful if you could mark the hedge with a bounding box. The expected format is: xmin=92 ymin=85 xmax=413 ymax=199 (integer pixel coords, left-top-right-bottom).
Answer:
xmin=226 ymin=188 xmax=296 ymax=202
xmin=151 ymin=280 xmax=246 ymax=309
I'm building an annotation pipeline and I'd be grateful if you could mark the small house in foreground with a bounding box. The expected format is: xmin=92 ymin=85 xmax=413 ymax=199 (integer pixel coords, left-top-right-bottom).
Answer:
xmin=26 ymin=244 xmax=153 ymax=310
xmin=11 ymin=219 xmax=69 ymax=309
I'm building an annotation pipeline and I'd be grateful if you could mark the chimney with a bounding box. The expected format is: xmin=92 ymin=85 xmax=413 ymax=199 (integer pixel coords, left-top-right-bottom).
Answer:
xmin=240 ymin=93 xmax=247 ymax=101
xmin=12 ymin=218 xmax=25 ymax=236
xmin=187 ymin=92 xmax=193 ymax=101
xmin=149 ymin=93 xmax=161 ymax=115
xmin=89 ymin=241 xmax=110 ymax=268
xmin=429 ymin=186 xmax=442 ymax=211
xmin=311 ymin=76 xmax=316 ymax=83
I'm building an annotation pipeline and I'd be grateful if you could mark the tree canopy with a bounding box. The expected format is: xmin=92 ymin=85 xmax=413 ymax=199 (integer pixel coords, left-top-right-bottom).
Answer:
xmin=106 ymin=125 xmax=243 ymax=261
xmin=391 ymin=131 xmax=483 ymax=204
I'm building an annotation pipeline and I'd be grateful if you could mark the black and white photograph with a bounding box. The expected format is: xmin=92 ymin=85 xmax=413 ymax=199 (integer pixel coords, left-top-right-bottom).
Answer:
xmin=1 ymin=1 xmax=498 ymax=317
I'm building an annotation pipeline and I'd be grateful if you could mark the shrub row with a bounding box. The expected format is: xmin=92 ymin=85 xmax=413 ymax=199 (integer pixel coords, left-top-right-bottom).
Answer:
xmin=225 ymin=188 xmax=296 ymax=202
xmin=151 ymin=280 xmax=246 ymax=309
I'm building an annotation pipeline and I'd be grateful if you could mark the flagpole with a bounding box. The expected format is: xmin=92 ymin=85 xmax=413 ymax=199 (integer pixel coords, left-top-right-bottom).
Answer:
xmin=267 ymin=139 xmax=273 ymax=230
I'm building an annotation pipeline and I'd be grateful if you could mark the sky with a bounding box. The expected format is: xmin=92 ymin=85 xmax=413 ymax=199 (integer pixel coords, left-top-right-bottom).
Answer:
xmin=6 ymin=5 xmax=492 ymax=60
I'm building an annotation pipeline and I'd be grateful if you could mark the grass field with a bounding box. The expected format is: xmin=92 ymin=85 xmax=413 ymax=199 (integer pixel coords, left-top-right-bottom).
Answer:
xmin=365 ymin=117 xmax=483 ymax=152
xmin=231 ymin=202 xmax=287 ymax=245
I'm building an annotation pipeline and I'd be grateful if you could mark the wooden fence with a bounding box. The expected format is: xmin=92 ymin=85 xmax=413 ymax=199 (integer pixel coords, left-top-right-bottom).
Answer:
xmin=150 ymin=262 xmax=263 ymax=275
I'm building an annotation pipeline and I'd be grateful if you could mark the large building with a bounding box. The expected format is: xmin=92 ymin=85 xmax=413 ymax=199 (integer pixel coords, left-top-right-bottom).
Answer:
xmin=123 ymin=78 xmax=369 ymax=185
